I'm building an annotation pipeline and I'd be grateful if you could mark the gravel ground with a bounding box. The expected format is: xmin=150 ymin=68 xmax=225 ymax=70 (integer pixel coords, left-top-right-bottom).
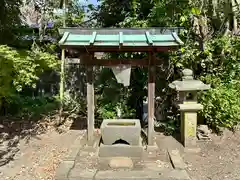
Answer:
xmin=0 ymin=128 xmax=85 ymax=180
xmin=1 ymin=120 xmax=240 ymax=180
xmin=184 ymin=130 xmax=240 ymax=180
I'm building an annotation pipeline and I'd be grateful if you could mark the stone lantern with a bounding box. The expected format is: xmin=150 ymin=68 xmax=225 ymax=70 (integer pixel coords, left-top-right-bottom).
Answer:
xmin=169 ymin=69 xmax=210 ymax=148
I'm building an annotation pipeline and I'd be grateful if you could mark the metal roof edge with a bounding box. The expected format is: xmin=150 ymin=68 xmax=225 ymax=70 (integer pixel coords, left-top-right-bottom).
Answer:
xmin=172 ymin=32 xmax=184 ymax=45
xmin=59 ymin=32 xmax=70 ymax=45
xmin=58 ymin=27 xmax=184 ymax=35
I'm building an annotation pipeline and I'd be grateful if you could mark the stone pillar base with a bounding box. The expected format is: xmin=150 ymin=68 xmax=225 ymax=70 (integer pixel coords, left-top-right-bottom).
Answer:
xmin=179 ymin=103 xmax=203 ymax=148
xmin=146 ymin=142 xmax=158 ymax=153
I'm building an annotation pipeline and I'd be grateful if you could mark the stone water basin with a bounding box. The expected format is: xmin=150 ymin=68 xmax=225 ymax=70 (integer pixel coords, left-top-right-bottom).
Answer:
xmin=100 ymin=119 xmax=141 ymax=146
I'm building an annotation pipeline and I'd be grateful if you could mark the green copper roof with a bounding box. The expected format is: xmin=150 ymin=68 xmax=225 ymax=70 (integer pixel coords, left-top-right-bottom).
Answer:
xmin=58 ymin=28 xmax=184 ymax=51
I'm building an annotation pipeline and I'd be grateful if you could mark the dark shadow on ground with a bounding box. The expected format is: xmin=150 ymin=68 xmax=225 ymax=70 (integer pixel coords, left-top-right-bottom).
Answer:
xmin=172 ymin=132 xmax=182 ymax=144
xmin=0 ymin=113 xmax=58 ymax=142
xmin=0 ymin=111 xmax=61 ymax=166
xmin=69 ymin=117 xmax=87 ymax=130
xmin=69 ymin=117 xmax=104 ymax=130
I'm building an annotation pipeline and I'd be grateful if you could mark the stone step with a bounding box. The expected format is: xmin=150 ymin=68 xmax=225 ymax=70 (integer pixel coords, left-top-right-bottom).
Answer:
xmin=68 ymin=169 xmax=191 ymax=180
xmin=98 ymin=157 xmax=142 ymax=170
xmin=99 ymin=144 xmax=143 ymax=157
xmin=168 ymin=149 xmax=187 ymax=170
xmin=98 ymin=157 xmax=172 ymax=170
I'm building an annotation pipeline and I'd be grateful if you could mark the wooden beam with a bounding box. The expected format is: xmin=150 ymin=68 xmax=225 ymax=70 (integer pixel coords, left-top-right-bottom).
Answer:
xmin=81 ymin=58 xmax=148 ymax=66
xmin=79 ymin=57 xmax=163 ymax=66
xmin=85 ymin=53 xmax=95 ymax=145
xmin=60 ymin=46 xmax=178 ymax=53
xmin=148 ymin=52 xmax=156 ymax=146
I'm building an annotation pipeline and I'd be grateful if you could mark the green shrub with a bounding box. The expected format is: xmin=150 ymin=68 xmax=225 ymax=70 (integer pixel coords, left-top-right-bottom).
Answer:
xmin=200 ymin=81 xmax=240 ymax=132
xmin=0 ymin=45 xmax=59 ymax=113
xmin=62 ymin=91 xmax=86 ymax=116
xmin=96 ymin=103 xmax=118 ymax=119
xmin=96 ymin=102 xmax=136 ymax=119
xmin=5 ymin=95 xmax=59 ymax=118
xmin=170 ymin=36 xmax=240 ymax=132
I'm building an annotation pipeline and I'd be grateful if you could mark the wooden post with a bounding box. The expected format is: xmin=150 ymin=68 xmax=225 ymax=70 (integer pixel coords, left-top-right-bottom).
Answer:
xmin=86 ymin=54 xmax=95 ymax=144
xmin=58 ymin=49 xmax=65 ymax=125
xmin=60 ymin=49 xmax=65 ymax=106
xmin=148 ymin=53 xmax=156 ymax=146
xmin=60 ymin=0 xmax=66 ymax=123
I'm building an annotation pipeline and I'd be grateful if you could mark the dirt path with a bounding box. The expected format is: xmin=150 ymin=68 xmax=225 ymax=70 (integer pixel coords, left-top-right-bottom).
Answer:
xmin=1 ymin=119 xmax=240 ymax=180
xmin=184 ymin=130 xmax=240 ymax=180
xmin=0 ymin=129 xmax=85 ymax=180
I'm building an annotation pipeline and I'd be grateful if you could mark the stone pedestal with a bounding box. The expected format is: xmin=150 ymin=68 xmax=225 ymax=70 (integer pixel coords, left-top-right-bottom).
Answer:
xmin=179 ymin=103 xmax=203 ymax=147
xmin=169 ymin=69 xmax=210 ymax=148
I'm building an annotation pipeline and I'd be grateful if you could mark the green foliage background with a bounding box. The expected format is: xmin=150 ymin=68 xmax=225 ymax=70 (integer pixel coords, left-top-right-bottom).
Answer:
xmin=0 ymin=44 xmax=59 ymax=116
xmin=1 ymin=0 xmax=240 ymax=133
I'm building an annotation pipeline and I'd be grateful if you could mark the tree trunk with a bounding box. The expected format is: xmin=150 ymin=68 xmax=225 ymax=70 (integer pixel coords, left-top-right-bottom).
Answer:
xmin=232 ymin=0 xmax=239 ymax=32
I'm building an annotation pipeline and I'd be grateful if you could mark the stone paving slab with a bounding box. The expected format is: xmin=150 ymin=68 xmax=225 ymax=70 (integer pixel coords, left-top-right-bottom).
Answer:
xmin=55 ymin=132 xmax=88 ymax=180
xmin=98 ymin=156 xmax=173 ymax=171
xmin=56 ymin=132 xmax=192 ymax=180
xmin=94 ymin=169 xmax=191 ymax=180
xmin=55 ymin=161 xmax=75 ymax=180
xmin=109 ymin=157 xmax=134 ymax=168
xmin=68 ymin=168 xmax=97 ymax=180
xmin=68 ymin=169 xmax=191 ymax=180
xmin=168 ymin=149 xmax=187 ymax=170
xmin=64 ymin=133 xmax=87 ymax=161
